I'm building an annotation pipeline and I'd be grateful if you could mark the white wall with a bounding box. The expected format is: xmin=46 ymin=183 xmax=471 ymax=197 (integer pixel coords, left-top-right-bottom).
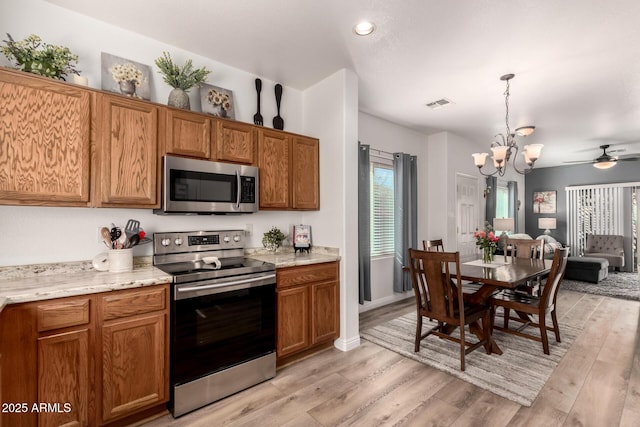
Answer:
xmin=0 ymin=0 xmax=328 ymax=266
xmin=302 ymin=69 xmax=360 ymax=351
xmin=357 ymin=112 xmax=429 ymax=312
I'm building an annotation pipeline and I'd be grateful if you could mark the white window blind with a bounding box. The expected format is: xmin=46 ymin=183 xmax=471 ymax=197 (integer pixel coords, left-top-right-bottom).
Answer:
xmin=566 ymin=182 xmax=638 ymax=255
xmin=370 ymin=161 xmax=394 ymax=256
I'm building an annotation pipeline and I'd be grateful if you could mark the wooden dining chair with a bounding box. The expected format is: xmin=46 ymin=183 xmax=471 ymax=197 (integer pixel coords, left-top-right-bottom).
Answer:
xmin=504 ymin=238 xmax=544 ymax=260
xmin=489 ymin=247 xmax=570 ymax=355
xmin=422 ymin=239 xmax=445 ymax=252
xmin=407 ymin=248 xmax=491 ymax=371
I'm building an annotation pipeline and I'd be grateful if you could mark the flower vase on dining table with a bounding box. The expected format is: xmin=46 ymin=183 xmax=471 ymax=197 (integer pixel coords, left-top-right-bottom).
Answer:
xmin=482 ymin=246 xmax=494 ymax=264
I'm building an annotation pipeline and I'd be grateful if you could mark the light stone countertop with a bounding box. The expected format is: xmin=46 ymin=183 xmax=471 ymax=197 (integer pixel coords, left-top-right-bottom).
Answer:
xmin=0 ymin=247 xmax=340 ymax=312
xmin=245 ymin=246 xmax=340 ymax=268
xmin=0 ymin=257 xmax=172 ymax=312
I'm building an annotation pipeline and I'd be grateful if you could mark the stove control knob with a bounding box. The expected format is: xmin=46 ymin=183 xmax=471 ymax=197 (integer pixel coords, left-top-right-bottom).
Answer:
xmin=233 ymin=235 xmax=241 ymax=242
xmin=161 ymin=238 xmax=171 ymax=247
xmin=174 ymin=238 xmax=183 ymax=246
xmin=223 ymin=236 xmax=231 ymax=243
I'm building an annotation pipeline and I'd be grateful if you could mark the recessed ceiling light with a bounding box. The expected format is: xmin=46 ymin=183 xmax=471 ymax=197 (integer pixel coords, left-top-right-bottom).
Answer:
xmin=354 ymin=21 xmax=375 ymax=36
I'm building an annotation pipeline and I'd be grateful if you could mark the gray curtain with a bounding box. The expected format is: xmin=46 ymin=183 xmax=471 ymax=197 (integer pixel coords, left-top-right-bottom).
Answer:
xmin=485 ymin=176 xmax=497 ymax=225
xmin=358 ymin=143 xmax=371 ymax=304
xmin=507 ymin=180 xmax=518 ymax=231
xmin=393 ymin=153 xmax=418 ymax=293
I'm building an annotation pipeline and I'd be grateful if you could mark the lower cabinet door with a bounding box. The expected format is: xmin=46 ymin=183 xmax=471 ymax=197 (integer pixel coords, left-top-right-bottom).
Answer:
xmin=100 ymin=313 xmax=167 ymax=423
xmin=311 ymin=281 xmax=339 ymax=344
xmin=277 ymin=286 xmax=309 ymax=357
xmin=37 ymin=329 xmax=90 ymax=427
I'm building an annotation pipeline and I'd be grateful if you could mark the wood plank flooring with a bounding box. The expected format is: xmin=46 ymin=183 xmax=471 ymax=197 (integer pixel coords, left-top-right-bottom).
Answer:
xmin=141 ymin=290 xmax=639 ymax=426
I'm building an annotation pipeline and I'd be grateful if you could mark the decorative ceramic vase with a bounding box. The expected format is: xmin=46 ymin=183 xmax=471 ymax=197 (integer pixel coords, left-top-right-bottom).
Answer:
xmin=168 ymin=88 xmax=190 ymax=110
xmin=210 ymin=103 xmax=227 ymax=118
xmin=119 ymin=80 xmax=136 ymax=96
xmin=482 ymin=246 xmax=494 ymax=264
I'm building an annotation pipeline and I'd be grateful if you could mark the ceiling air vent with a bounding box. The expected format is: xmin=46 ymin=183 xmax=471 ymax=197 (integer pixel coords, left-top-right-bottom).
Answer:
xmin=425 ymin=98 xmax=453 ymax=110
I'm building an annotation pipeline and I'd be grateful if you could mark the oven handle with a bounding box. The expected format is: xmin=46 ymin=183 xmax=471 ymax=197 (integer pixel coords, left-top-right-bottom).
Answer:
xmin=235 ymin=170 xmax=241 ymax=209
xmin=175 ymin=273 xmax=276 ymax=299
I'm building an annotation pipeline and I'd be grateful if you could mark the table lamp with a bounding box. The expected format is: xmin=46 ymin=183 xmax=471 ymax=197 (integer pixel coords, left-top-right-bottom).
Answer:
xmin=493 ymin=218 xmax=514 ymax=235
xmin=538 ymin=217 xmax=557 ymax=235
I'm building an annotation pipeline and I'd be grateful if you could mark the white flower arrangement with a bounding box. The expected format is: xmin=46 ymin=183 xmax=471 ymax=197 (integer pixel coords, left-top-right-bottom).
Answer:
xmin=111 ymin=63 xmax=143 ymax=86
xmin=207 ymin=88 xmax=231 ymax=111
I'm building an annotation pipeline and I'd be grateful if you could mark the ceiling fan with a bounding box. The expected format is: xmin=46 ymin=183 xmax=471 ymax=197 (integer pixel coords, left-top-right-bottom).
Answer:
xmin=564 ymin=144 xmax=640 ymax=169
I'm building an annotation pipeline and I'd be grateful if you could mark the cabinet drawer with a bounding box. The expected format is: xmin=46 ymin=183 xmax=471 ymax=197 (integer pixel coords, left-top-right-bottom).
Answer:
xmin=102 ymin=286 xmax=167 ymax=321
xmin=37 ymin=299 xmax=90 ymax=332
xmin=277 ymin=262 xmax=338 ymax=288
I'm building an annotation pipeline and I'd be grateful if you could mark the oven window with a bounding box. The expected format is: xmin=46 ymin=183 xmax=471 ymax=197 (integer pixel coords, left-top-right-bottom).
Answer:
xmin=172 ymin=284 xmax=275 ymax=385
xmin=171 ymin=170 xmax=237 ymax=203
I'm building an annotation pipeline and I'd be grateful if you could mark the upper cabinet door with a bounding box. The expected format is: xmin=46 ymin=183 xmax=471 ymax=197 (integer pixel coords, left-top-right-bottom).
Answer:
xmin=214 ymin=119 xmax=256 ymax=164
xmin=258 ymin=129 xmax=291 ymax=209
xmin=0 ymin=71 xmax=91 ymax=206
xmin=164 ymin=109 xmax=211 ymax=159
xmin=96 ymin=94 xmax=159 ymax=208
xmin=291 ymin=136 xmax=320 ymax=210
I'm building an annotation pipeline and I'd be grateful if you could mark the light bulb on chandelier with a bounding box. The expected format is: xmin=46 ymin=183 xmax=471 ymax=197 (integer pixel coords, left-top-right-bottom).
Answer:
xmin=471 ymin=74 xmax=543 ymax=176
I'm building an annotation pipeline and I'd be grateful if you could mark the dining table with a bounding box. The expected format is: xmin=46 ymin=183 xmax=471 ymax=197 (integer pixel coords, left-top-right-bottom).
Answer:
xmin=455 ymin=256 xmax=553 ymax=355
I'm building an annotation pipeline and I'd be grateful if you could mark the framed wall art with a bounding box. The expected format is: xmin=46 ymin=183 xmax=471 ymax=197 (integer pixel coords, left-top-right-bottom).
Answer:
xmin=533 ymin=190 xmax=557 ymax=214
xmin=200 ymin=83 xmax=235 ymax=120
xmin=101 ymin=52 xmax=151 ymax=100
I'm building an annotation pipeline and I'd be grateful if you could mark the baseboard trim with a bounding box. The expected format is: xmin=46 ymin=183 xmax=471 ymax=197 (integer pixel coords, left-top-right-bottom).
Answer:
xmin=334 ymin=335 xmax=361 ymax=352
xmin=358 ymin=292 xmax=413 ymax=313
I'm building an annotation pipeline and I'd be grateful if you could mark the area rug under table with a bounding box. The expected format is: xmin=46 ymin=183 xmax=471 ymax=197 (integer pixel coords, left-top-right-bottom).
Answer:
xmin=560 ymin=272 xmax=639 ymax=301
xmin=360 ymin=312 xmax=581 ymax=407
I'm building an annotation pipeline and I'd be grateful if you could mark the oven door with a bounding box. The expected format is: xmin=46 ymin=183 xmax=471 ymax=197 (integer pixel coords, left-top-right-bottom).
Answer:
xmin=172 ymin=273 xmax=276 ymax=386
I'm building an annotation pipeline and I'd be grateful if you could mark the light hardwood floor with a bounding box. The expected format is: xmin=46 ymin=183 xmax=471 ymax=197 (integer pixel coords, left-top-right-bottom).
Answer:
xmin=142 ymin=289 xmax=639 ymax=426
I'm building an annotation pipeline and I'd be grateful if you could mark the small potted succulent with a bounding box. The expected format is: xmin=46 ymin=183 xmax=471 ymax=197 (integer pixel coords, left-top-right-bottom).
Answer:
xmin=1 ymin=33 xmax=79 ymax=80
xmin=154 ymin=51 xmax=210 ymax=110
xmin=262 ymin=227 xmax=286 ymax=252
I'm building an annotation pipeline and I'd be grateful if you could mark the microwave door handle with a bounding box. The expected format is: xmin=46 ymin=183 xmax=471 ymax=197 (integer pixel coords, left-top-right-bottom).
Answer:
xmin=235 ymin=170 xmax=241 ymax=209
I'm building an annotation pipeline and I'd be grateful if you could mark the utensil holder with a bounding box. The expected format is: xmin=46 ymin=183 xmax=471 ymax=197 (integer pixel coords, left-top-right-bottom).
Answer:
xmin=108 ymin=248 xmax=133 ymax=273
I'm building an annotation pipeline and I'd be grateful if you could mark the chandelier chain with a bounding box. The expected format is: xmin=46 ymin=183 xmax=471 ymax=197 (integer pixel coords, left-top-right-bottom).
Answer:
xmin=504 ymin=78 xmax=511 ymax=142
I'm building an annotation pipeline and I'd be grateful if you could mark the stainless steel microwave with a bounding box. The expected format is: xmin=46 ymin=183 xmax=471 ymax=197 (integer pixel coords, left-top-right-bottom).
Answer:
xmin=155 ymin=155 xmax=258 ymax=215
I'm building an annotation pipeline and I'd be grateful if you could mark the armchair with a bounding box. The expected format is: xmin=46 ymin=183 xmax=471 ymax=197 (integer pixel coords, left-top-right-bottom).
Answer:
xmin=584 ymin=234 xmax=624 ymax=270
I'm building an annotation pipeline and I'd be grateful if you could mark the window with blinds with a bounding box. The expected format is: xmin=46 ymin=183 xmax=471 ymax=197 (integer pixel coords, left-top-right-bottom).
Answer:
xmin=370 ymin=161 xmax=394 ymax=256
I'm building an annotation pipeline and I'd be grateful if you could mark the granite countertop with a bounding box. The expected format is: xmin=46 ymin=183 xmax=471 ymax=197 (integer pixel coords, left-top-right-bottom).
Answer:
xmin=0 ymin=257 xmax=172 ymax=312
xmin=245 ymin=246 xmax=341 ymax=268
xmin=0 ymin=247 xmax=340 ymax=312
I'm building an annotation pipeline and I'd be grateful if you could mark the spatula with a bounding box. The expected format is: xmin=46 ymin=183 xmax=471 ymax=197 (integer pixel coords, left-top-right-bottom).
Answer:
xmin=253 ymin=78 xmax=263 ymax=126
xmin=273 ymin=83 xmax=284 ymax=130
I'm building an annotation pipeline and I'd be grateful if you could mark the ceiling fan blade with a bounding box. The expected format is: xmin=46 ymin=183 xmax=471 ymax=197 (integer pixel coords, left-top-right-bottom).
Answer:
xmin=617 ymin=156 xmax=640 ymax=161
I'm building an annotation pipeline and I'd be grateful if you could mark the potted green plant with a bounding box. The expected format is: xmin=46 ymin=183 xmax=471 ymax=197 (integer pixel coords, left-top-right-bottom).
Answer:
xmin=154 ymin=51 xmax=210 ymax=110
xmin=262 ymin=227 xmax=286 ymax=252
xmin=1 ymin=33 xmax=79 ymax=80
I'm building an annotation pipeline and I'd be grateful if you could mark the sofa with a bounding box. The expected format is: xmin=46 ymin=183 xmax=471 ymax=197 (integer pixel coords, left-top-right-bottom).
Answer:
xmin=584 ymin=234 xmax=625 ymax=270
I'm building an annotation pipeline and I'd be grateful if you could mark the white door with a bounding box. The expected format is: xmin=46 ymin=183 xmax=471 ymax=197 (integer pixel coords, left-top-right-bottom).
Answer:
xmin=456 ymin=174 xmax=480 ymax=261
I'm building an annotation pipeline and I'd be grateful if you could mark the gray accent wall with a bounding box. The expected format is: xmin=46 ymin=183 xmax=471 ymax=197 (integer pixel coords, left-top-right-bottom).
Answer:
xmin=524 ymin=162 xmax=640 ymax=243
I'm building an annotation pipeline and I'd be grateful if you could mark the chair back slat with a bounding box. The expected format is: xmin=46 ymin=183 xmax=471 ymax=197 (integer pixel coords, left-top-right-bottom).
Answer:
xmin=540 ymin=247 xmax=570 ymax=309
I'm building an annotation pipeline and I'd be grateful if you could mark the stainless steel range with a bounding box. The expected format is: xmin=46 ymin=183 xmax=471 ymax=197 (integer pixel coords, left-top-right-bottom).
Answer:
xmin=153 ymin=230 xmax=276 ymax=418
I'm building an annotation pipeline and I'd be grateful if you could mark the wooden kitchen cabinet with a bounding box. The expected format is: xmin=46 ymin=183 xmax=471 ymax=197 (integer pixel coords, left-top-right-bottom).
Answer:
xmin=258 ymin=130 xmax=320 ymax=210
xmin=0 ymin=68 xmax=91 ymax=207
xmin=258 ymin=129 xmax=290 ymax=209
xmin=0 ymin=284 xmax=169 ymax=427
xmin=94 ymin=93 xmax=160 ymax=208
xmin=98 ymin=286 xmax=169 ymax=424
xmin=291 ymin=135 xmax=320 ymax=209
xmin=276 ymin=261 xmax=339 ymax=365
xmin=164 ymin=108 xmax=212 ymax=159
xmin=214 ymin=119 xmax=256 ymax=164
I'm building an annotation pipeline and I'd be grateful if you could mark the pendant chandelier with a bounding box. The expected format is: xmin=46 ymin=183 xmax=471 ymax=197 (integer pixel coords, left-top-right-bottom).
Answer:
xmin=472 ymin=74 xmax=543 ymax=176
